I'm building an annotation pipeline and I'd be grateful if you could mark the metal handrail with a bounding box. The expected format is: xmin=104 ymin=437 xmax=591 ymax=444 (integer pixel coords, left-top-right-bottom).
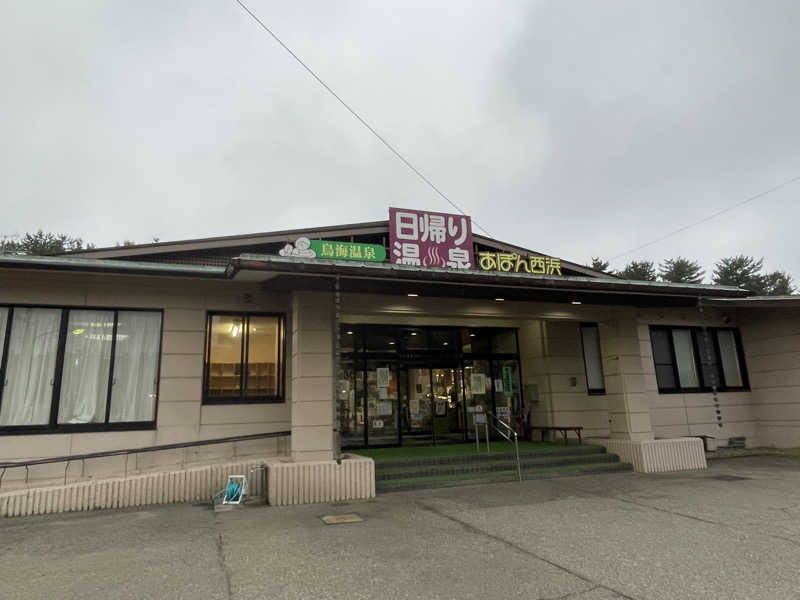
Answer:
xmin=0 ymin=430 xmax=290 ymax=489
xmin=484 ymin=411 xmax=522 ymax=482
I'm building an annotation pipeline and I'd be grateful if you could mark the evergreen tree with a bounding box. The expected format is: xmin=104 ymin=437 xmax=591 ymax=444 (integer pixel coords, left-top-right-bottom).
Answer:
xmin=712 ymin=255 xmax=765 ymax=293
xmin=589 ymin=257 xmax=610 ymax=272
xmin=618 ymin=260 xmax=657 ymax=281
xmin=761 ymin=270 xmax=794 ymax=295
xmin=658 ymin=257 xmax=705 ymax=284
xmin=0 ymin=230 xmax=90 ymax=255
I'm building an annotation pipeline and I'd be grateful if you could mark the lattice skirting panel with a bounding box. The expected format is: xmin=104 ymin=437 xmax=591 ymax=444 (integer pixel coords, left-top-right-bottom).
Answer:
xmin=0 ymin=457 xmax=270 ymax=518
xmin=588 ymin=437 xmax=707 ymax=473
xmin=267 ymin=455 xmax=375 ymax=506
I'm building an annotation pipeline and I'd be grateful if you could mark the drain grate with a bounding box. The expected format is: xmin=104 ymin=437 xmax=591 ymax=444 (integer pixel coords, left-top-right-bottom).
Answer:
xmin=708 ymin=474 xmax=751 ymax=481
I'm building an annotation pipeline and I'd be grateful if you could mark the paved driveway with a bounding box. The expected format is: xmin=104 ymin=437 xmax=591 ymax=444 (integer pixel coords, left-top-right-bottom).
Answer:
xmin=2 ymin=456 xmax=800 ymax=599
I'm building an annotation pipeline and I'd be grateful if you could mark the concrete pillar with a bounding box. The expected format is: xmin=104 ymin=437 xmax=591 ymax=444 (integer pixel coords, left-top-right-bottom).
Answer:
xmin=599 ymin=310 xmax=654 ymax=441
xmin=290 ymin=291 xmax=334 ymax=461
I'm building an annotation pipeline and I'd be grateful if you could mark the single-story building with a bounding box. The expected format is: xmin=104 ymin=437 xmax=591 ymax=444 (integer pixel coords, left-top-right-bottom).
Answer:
xmin=1 ymin=207 xmax=799 ymax=513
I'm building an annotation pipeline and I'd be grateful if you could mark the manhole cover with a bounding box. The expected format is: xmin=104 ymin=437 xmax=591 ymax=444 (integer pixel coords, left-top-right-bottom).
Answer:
xmin=320 ymin=513 xmax=363 ymax=525
xmin=708 ymin=475 xmax=751 ymax=481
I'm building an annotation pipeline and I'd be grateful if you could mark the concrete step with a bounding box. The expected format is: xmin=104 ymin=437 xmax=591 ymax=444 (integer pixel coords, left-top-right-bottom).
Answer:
xmin=376 ymin=452 xmax=619 ymax=481
xmin=376 ymin=461 xmax=634 ymax=493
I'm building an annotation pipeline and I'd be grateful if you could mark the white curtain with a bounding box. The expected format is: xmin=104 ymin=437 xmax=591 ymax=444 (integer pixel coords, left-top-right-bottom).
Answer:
xmin=0 ymin=308 xmax=61 ymax=426
xmin=581 ymin=325 xmax=605 ymax=391
xmin=109 ymin=311 xmax=161 ymax=422
xmin=671 ymin=329 xmax=699 ymax=388
xmin=57 ymin=310 xmax=113 ymax=424
xmin=717 ymin=330 xmax=743 ymax=387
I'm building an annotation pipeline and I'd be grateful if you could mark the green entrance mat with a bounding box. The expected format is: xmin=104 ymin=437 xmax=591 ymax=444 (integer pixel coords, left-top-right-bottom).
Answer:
xmin=349 ymin=441 xmax=591 ymax=461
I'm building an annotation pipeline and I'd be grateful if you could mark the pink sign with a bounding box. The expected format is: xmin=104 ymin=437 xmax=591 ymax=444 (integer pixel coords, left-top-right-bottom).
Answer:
xmin=389 ymin=207 xmax=473 ymax=269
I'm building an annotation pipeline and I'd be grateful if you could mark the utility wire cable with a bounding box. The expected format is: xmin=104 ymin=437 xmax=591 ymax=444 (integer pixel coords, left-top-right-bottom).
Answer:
xmin=609 ymin=173 xmax=800 ymax=263
xmin=233 ymin=0 xmax=492 ymax=237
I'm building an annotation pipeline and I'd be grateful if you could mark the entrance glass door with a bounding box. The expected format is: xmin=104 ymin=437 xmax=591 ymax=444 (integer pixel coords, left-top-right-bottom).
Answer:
xmin=431 ymin=367 xmax=466 ymax=443
xmin=464 ymin=359 xmax=491 ymax=441
xmin=366 ymin=360 xmax=399 ymax=446
xmin=399 ymin=367 xmax=433 ymax=444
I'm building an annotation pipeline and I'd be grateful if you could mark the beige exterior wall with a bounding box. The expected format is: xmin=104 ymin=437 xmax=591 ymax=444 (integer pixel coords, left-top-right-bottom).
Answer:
xmin=342 ymin=293 xmax=771 ymax=447
xmin=5 ymin=269 xmax=800 ymax=493
xmin=290 ymin=291 xmax=334 ymax=461
xmin=0 ymin=268 xmax=292 ymax=488
xmin=636 ymin=307 xmax=758 ymax=447
xmin=739 ymin=308 xmax=800 ymax=447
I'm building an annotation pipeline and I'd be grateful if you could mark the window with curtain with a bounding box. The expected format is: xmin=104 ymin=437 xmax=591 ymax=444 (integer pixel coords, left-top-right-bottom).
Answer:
xmin=110 ymin=311 xmax=161 ymax=422
xmin=0 ymin=308 xmax=61 ymax=426
xmin=580 ymin=324 xmax=605 ymax=394
xmin=649 ymin=325 xmax=748 ymax=393
xmin=0 ymin=306 xmax=163 ymax=432
xmin=671 ymin=329 xmax=699 ymax=389
xmin=58 ymin=310 xmax=114 ymax=424
xmin=204 ymin=313 xmax=284 ymax=403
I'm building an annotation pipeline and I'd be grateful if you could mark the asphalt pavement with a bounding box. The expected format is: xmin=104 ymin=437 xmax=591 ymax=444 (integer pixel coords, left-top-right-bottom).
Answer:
xmin=2 ymin=455 xmax=800 ymax=600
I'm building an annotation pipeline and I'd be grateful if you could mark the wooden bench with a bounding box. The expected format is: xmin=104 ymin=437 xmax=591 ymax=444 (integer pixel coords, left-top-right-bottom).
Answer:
xmin=530 ymin=426 xmax=583 ymax=445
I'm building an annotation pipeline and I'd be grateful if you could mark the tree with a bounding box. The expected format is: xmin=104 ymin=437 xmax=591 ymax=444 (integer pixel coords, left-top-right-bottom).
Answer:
xmin=0 ymin=230 xmax=90 ymax=255
xmin=659 ymin=257 xmax=705 ymax=284
xmin=589 ymin=257 xmax=610 ymax=272
xmin=712 ymin=255 xmax=765 ymax=293
xmin=617 ymin=260 xmax=657 ymax=281
xmin=761 ymin=270 xmax=794 ymax=296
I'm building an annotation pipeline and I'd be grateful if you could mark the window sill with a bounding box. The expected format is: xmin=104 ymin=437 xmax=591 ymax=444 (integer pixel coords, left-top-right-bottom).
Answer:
xmin=202 ymin=396 xmax=284 ymax=405
xmin=656 ymin=388 xmax=751 ymax=394
xmin=0 ymin=422 xmax=156 ymax=436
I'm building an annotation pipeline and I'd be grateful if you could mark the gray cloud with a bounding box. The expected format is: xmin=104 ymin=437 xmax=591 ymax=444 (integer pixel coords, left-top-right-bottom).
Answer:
xmin=1 ymin=0 xmax=798 ymax=280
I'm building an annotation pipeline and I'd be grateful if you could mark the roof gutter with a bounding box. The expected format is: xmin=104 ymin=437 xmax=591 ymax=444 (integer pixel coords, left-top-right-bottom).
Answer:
xmin=231 ymin=254 xmax=748 ymax=299
xmin=0 ymin=254 xmax=229 ymax=279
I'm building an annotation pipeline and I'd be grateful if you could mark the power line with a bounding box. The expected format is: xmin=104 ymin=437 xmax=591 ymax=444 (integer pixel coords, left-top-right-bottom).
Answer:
xmin=232 ymin=0 xmax=492 ymax=237
xmin=609 ymin=174 xmax=800 ymax=263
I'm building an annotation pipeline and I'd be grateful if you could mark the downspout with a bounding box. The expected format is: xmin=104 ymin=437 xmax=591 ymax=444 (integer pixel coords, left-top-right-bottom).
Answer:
xmin=697 ymin=296 xmax=723 ymax=431
xmin=333 ymin=274 xmax=343 ymax=462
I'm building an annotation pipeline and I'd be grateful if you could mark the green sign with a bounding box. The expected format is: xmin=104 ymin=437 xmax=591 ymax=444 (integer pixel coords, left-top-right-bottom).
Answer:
xmin=501 ymin=366 xmax=513 ymax=399
xmin=310 ymin=239 xmax=386 ymax=262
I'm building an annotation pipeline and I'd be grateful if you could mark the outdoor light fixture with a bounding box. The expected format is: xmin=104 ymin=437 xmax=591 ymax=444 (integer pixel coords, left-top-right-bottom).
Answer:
xmin=407 ymin=293 xmax=419 ymax=297
xmin=495 ymin=298 xmax=505 ymax=302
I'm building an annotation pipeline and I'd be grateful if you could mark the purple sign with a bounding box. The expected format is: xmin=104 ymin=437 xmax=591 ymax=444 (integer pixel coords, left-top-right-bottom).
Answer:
xmin=389 ymin=207 xmax=473 ymax=269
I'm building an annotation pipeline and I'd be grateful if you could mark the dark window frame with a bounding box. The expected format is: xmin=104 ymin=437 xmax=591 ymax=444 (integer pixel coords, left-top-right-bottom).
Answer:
xmin=649 ymin=325 xmax=749 ymax=394
xmin=0 ymin=303 xmax=163 ymax=436
xmin=203 ymin=311 xmax=286 ymax=405
xmin=579 ymin=322 xmax=606 ymax=395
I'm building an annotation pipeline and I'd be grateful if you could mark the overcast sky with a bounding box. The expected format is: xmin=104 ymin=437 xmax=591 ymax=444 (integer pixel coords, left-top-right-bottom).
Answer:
xmin=2 ymin=1 xmax=799 ymax=280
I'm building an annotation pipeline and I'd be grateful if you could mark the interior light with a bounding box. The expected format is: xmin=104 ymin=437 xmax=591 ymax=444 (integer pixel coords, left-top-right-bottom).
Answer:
xmin=346 ymin=330 xmax=354 ymax=335
xmin=443 ymin=342 xmax=449 ymax=346
xmin=494 ymin=298 xmax=505 ymax=302
xmin=571 ymin=299 xmax=582 ymax=305
xmin=469 ymin=333 xmax=476 ymax=337
xmin=407 ymin=293 xmax=419 ymax=297
xmin=231 ymin=325 xmax=240 ymax=337
xmin=389 ymin=341 xmax=395 ymax=345
xmin=410 ymin=332 xmax=417 ymax=336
